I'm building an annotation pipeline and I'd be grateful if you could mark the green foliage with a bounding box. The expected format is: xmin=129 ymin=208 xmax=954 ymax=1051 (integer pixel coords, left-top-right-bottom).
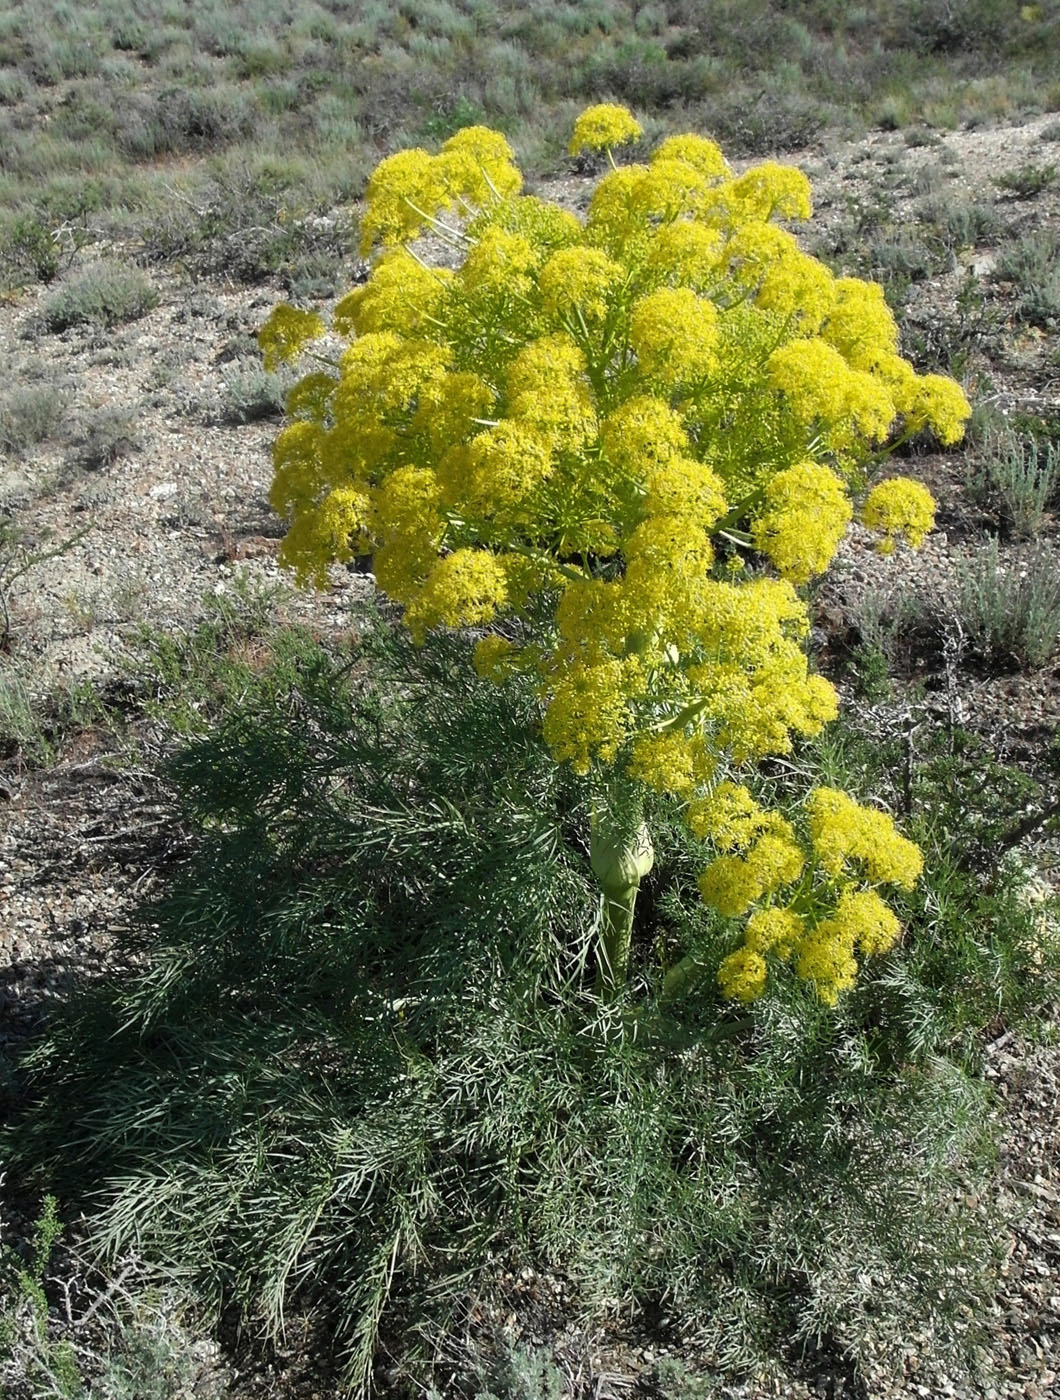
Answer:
xmin=470 ymin=1340 xmax=567 ymax=1400
xmin=995 ymin=161 xmax=1058 ymax=199
xmin=0 ymin=1196 xmax=83 ymax=1399
xmin=0 ymin=0 xmax=1058 ymax=264
xmin=0 ymin=1203 xmax=226 ymax=1400
xmin=125 ymin=572 xmax=292 ymax=735
xmin=2 ymin=214 xmax=61 ymax=286
xmin=955 ymin=536 xmax=1060 ymax=670
xmin=217 ymin=358 xmax=291 ymax=424
xmin=41 ymin=261 xmax=157 ymax=332
xmin=811 ymin=713 xmax=1060 ymax=1056
xmin=8 ymin=610 xmax=1037 ymax=1395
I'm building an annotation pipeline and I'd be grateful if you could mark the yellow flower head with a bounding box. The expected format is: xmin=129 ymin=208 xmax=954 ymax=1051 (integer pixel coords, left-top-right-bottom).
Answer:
xmin=642 ymin=457 xmax=727 ymax=526
xmin=646 ymin=221 xmax=724 ymax=290
xmin=627 ymin=730 xmax=705 ymax=797
xmin=629 ymin=287 xmax=720 ymax=387
xmin=728 ymin=161 xmax=813 ymax=223
xmin=334 ymin=249 xmax=452 ymax=338
xmin=907 ymin=374 xmax=972 ymax=447
xmin=745 ymin=907 xmax=805 ymax=960
xmin=570 ymin=103 xmax=643 ymax=156
xmin=600 ymin=395 xmax=688 ymax=476
xmin=473 ymin=633 xmax=518 ymax=682
xmin=462 ymin=225 xmax=538 ymax=299
xmin=652 ymin=133 xmax=729 ymax=180
xmin=539 ymin=246 xmax=625 ymax=322
xmin=258 ymin=304 xmax=325 ymax=372
xmin=861 ymin=477 xmax=936 ymax=553
xmin=542 ymin=658 xmax=636 ymax=773
xmin=751 ymin=461 xmax=852 ymax=584
xmin=717 ymin=946 xmax=768 ymax=1002
xmin=359 ymin=147 xmax=450 ymax=253
xmin=439 ymin=125 xmax=522 ymax=205
xmin=405 ymin=548 xmax=509 ymax=642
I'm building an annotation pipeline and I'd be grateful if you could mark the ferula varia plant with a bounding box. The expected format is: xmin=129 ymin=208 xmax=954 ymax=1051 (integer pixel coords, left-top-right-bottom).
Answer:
xmin=260 ymin=106 xmax=969 ymax=1009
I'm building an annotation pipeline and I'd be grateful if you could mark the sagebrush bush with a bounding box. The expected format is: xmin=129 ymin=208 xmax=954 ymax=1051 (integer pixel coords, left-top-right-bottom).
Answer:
xmin=956 ymin=536 xmax=1060 ymax=670
xmin=969 ymin=430 xmax=1060 ymax=537
xmin=0 ymin=382 xmax=69 ymax=456
xmin=217 ymin=359 xmax=291 ymax=424
xmin=995 ymin=229 xmax=1060 ymax=327
xmin=73 ymin=404 xmax=140 ymax=470
xmin=41 ymin=262 xmax=157 ymax=332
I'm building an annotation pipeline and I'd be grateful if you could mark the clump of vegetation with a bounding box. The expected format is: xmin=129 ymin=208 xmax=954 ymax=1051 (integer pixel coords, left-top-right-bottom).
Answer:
xmin=0 ymin=383 xmax=70 ymax=458
xmin=41 ymin=262 xmax=157 ymax=333
xmin=956 ymin=536 xmax=1060 ymax=670
xmin=217 ymin=359 xmax=292 ymax=424
xmin=0 ymin=1196 xmax=82 ymax=1399
xmin=995 ymin=228 xmax=1060 ymax=327
xmin=969 ymin=430 xmax=1060 ymax=538
xmin=1 ymin=0 xmax=1059 ymax=273
xmin=9 ymin=609 xmax=1030 ymax=1397
xmin=0 ymin=214 xmax=61 ymax=287
xmin=72 ymin=405 xmax=141 ymax=470
xmin=0 ymin=1197 xmax=227 ymax=1400
xmin=995 ymin=161 xmax=1058 ymax=199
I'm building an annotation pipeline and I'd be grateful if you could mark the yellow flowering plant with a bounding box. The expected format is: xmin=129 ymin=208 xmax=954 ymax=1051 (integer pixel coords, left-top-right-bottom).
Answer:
xmin=261 ymin=103 xmax=970 ymax=1011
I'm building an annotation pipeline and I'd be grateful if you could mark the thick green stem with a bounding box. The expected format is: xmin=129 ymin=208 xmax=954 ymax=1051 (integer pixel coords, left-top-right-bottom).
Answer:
xmin=590 ymin=795 xmax=654 ymax=1001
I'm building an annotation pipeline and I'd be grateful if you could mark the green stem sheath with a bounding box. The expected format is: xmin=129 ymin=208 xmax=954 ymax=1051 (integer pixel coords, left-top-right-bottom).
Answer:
xmin=589 ymin=794 xmax=654 ymax=1001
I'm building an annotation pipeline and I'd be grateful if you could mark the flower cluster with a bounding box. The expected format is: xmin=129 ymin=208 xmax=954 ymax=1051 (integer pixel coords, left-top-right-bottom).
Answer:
xmin=263 ymin=105 xmax=969 ymax=1005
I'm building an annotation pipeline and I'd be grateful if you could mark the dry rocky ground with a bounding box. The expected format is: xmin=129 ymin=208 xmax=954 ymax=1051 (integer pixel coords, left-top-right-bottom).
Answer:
xmin=2 ymin=114 xmax=1060 ymax=1398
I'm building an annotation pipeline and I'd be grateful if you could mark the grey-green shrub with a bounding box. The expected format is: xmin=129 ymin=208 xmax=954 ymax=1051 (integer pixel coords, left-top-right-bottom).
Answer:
xmin=73 ymin=405 xmax=140 ymax=470
xmin=956 ymin=537 xmax=1060 ymax=669
xmin=0 ymin=383 xmax=69 ymax=456
xmin=995 ymin=230 xmax=1060 ymax=327
xmin=970 ymin=432 xmax=1060 ymax=538
xmin=42 ymin=262 xmax=157 ymax=332
xmin=995 ymin=162 xmax=1057 ymax=198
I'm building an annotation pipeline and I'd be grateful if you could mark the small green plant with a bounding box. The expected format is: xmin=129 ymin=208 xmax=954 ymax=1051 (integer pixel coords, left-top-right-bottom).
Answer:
xmin=917 ymin=192 xmax=1000 ymax=252
xmin=848 ymin=581 xmax=929 ymax=697
xmin=955 ymin=536 xmax=1060 ymax=670
xmin=3 ymin=214 xmax=61 ymax=285
xmin=995 ymin=161 xmax=1057 ymax=198
xmin=469 ymin=1338 xmax=568 ymax=1400
xmin=0 ymin=1196 xmax=83 ymax=1399
xmin=41 ymin=262 xmax=157 ymax=332
xmin=969 ymin=431 xmax=1060 ymax=537
xmin=1 ymin=1203 xmax=227 ymax=1400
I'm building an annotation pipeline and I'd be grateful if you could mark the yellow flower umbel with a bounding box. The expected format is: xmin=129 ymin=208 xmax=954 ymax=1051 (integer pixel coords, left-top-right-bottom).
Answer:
xmin=264 ymin=104 xmax=956 ymax=1008
xmin=861 ymin=477 xmax=937 ymax=553
xmin=570 ymin=103 xmax=643 ymax=156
